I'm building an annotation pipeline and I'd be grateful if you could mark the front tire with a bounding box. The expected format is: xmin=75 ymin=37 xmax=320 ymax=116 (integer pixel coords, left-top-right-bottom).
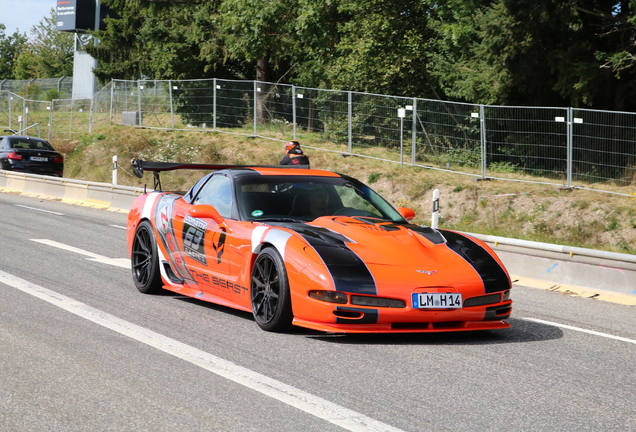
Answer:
xmin=250 ymin=247 xmax=293 ymax=332
xmin=131 ymin=220 xmax=164 ymax=294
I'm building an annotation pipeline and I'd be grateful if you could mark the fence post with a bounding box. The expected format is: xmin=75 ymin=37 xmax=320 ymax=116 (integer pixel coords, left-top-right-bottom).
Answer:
xmin=69 ymin=99 xmax=74 ymax=139
xmin=109 ymin=82 xmax=114 ymax=125
xmin=213 ymin=78 xmax=217 ymax=131
xmin=137 ymin=80 xmax=143 ymax=127
xmin=8 ymin=93 xmax=12 ymax=130
xmin=480 ymin=105 xmax=487 ymax=178
xmin=348 ymin=91 xmax=353 ymax=153
xmin=49 ymin=100 xmax=54 ymax=140
xmin=398 ymin=107 xmax=405 ymax=165
xmin=253 ymin=81 xmax=258 ymax=137
xmin=411 ymin=98 xmax=417 ymax=165
xmin=88 ymin=97 xmax=94 ymax=133
xmin=292 ymin=85 xmax=297 ymax=140
xmin=431 ymin=189 xmax=440 ymax=229
xmin=567 ymin=107 xmax=573 ymax=188
xmin=168 ymin=80 xmax=174 ymax=129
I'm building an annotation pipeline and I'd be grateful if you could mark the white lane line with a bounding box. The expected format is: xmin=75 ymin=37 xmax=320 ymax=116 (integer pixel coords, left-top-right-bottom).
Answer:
xmin=0 ymin=270 xmax=406 ymax=432
xmin=31 ymin=239 xmax=131 ymax=269
xmin=109 ymin=225 xmax=127 ymax=230
xmin=522 ymin=318 xmax=636 ymax=345
xmin=15 ymin=204 xmax=63 ymax=215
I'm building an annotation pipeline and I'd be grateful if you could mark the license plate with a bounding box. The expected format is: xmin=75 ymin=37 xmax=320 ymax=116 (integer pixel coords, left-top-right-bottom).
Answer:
xmin=412 ymin=293 xmax=462 ymax=309
xmin=31 ymin=156 xmax=48 ymax=162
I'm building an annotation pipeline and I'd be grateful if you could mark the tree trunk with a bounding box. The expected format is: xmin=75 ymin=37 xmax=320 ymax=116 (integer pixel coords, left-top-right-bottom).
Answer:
xmin=255 ymin=54 xmax=271 ymax=124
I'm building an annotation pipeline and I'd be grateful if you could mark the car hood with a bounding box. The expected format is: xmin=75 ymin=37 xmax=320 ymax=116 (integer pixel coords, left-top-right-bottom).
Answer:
xmin=278 ymin=216 xmax=510 ymax=294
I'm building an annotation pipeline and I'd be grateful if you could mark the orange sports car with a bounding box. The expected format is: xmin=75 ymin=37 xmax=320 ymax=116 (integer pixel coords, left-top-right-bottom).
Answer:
xmin=127 ymin=160 xmax=512 ymax=333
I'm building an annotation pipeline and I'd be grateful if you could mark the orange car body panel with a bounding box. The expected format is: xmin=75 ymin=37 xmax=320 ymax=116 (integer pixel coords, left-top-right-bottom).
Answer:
xmin=127 ymin=167 xmax=512 ymax=333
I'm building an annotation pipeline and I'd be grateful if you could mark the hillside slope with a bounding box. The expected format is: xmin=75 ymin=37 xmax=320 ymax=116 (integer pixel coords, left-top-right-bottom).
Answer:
xmin=52 ymin=126 xmax=636 ymax=255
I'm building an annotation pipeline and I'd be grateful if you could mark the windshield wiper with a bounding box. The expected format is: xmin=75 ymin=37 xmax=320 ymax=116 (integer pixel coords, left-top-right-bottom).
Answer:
xmin=252 ymin=217 xmax=306 ymax=223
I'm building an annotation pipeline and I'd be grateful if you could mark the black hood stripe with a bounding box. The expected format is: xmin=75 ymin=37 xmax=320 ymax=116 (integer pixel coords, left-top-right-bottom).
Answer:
xmin=283 ymin=224 xmax=377 ymax=295
xmin=438 ymin=229 xmax=510 ymax=293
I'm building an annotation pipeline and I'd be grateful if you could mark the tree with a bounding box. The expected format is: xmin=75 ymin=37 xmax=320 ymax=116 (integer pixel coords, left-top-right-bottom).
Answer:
xmin=89 ymin=0 xmax=250 ymax=82
xmin=12 ymin=9 xmax=74 ymax=79
xmin=435 ymin=0 xmax=636 ymax=111
xmin=0 ymin=24 xmax=28 ymax=79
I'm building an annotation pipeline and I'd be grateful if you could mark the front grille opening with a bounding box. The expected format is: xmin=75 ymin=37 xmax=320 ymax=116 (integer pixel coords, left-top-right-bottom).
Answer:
xmin=391 ymin=321 xmax=466 ymax=330
xmin=350 ymin=295 xmax=406 ymax=308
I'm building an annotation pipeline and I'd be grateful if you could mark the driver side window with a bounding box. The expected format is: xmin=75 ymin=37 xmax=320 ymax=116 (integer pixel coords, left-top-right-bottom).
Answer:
xmin=193 ymin=175 xmax=233 ymax=218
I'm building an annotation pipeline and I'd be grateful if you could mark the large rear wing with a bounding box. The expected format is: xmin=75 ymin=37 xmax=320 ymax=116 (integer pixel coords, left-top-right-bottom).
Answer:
xmin=131 ymin=159 xmax=309 ymax=191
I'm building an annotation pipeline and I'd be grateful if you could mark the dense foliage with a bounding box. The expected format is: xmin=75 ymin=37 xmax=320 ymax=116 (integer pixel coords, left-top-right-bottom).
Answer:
xmin=0 ymin=9 xmax=74 ymax=81
xmin=3 ymin=1 xmax=636 ymax=111
xmin=0 ymin=24 xmax=28 ymax=79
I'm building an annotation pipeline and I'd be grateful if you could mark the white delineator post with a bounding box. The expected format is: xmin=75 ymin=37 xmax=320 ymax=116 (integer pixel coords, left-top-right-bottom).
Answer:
xmin=112 ymin=155 xmax=118 ymax=185
xmin=431 ymin=189 xmax=440 ymax=229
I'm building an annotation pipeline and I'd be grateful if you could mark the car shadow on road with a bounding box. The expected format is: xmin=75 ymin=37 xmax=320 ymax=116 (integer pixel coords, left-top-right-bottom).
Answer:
xmin=171 ymin=296 xmax=562 ymax=345
xmin=303 ymin=317 xmax=564 ymax=345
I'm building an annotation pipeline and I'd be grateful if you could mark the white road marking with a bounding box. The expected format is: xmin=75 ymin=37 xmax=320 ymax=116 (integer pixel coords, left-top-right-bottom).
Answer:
xmin=0 ymin=270 xmax=406 ymax=432
xmin=109 ymin=225 xmax=127 ymax=230
xmin=15 ymin=204 xmax=63 ymax=215
xmin=522 ymin=318 xmax=636 ymax=345
xmin=31 ymin=239 xmax=131 ymax=269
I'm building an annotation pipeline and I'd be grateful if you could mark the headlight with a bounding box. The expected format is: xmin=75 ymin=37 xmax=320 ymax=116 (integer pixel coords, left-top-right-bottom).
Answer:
xmin=309 ymin=290 xmax=348 ymax=304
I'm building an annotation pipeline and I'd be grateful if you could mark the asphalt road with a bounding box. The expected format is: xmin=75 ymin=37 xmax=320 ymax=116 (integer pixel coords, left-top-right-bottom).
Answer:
xmin=1 ymin=192 xmax=635 ymax=432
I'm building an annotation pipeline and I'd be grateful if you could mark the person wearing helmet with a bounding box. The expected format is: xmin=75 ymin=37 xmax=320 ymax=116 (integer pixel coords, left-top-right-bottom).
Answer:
xmin=280 ymin=140 xmax=310 ymax=167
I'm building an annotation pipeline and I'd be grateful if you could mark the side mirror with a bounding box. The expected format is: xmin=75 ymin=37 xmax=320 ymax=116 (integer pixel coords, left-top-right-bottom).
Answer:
xmin=397 ymin=207 xmax=416 ymax=221
xmin=190 ymin=204 xmax=225 ymax=225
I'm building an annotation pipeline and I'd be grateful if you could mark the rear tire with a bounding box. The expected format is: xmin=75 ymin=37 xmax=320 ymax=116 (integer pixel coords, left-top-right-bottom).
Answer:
xmin=250 ymin=247 xmax=293 ymax=332
xmin=131 ymin=220 xmax=164 ymax=294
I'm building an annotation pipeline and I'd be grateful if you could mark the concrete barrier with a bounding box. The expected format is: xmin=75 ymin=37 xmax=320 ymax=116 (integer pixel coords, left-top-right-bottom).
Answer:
xmin=0 ymin=170 xmax=144 ymax=212
xmin=467 ymin=233 xmax=636 ymax=298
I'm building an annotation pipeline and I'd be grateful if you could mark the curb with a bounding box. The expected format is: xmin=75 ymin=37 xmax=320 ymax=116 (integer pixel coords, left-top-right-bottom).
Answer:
xmin=512 ymin=275 xmax=636 ymax=306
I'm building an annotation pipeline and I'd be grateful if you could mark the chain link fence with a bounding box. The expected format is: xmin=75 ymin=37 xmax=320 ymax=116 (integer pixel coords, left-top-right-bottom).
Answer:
xmin=2 ymin=79 xmax=636 ymax=195
xmin=0 ymin=77 xmax=74 ymax=100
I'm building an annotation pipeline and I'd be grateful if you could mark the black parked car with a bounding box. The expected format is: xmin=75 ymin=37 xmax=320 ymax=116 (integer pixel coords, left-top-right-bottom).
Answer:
xmin=0 ymin=136 xmax=64 ymax=177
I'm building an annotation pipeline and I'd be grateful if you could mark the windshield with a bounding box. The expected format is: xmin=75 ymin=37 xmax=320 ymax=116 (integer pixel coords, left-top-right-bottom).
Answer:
xmin=236 ymin=175 xmax=405 ymax=222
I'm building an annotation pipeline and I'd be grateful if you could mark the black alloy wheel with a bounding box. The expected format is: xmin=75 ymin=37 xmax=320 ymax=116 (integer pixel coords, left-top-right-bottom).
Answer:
xmin=250 ymin=247 xmax=293 ymax=332
xmin=131 ymin=220 xmax=163 ymax=294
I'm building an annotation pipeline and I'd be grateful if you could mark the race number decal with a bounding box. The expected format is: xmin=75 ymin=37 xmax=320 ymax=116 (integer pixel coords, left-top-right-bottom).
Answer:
xmin=183 ymin=215 xmax=207 ymax=265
